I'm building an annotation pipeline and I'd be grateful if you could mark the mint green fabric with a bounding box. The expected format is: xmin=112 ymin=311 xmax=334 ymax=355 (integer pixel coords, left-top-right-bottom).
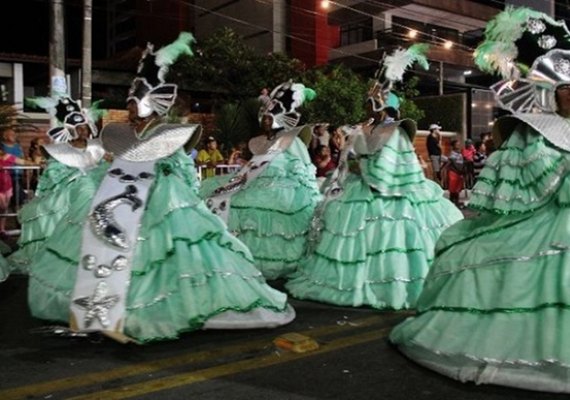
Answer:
xmin=198 ymin=174 xmax=232 ymax=199
xmin=9 ymin=159 xmax=109 ymax=272
xmin=204 ymin=137 xmax=322 ymax=280
xmin=390 ymin=124 xmax=570 ymax=392
xmin=27 ymin=150 xmax=292 ymax=343
xmin=0 ymin=252 xmax=9 ymax=282
xmin=286 ymin=127 xmax=463 ymax=309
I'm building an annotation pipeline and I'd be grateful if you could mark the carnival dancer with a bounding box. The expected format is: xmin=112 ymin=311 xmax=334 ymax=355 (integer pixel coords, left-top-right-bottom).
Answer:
xmin=390 ymin=7 xmax=570 ymax=393
xmin=285 ymin=45 xmax=463 ymax=310
xmin=9 ymin=96 xmax=109 ymax=272
xmin=203 ymin=81 xmax=322 ymax=280
xmin=27 ymin=32 xmax=294 ymax=344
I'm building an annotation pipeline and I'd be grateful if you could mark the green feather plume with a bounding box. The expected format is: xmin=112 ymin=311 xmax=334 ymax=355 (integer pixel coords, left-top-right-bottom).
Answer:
xmin=384 ymin=43 xmax=430 ymax=82
xmin=155 ymin=32 xmax=195 ymax=69
xmin=474 ymin=6 xmax=562 ymax=79
xmin=483 ymin=6 xmax=543 ymax=42
xmin=474 ymin=41 xmax=518 ymax=77
xmin=85 ymin=99 xmax=107 ymax=124
xmin=304 ymin=88 xmax=317 ymax=102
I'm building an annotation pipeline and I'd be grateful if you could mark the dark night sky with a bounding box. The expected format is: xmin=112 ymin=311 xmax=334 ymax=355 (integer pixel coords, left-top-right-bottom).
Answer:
xmin=2 ymin=0 xmax=108 ymax=60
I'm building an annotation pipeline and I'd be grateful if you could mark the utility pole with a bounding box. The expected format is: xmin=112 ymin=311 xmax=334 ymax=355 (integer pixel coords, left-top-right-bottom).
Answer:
xmin=49 ymin=0 xmax=66 ymax=126
xmin=82 ymin=0 xmax=92 ymax=108
xmin=438 ymin=61 xmax=444 ymax=96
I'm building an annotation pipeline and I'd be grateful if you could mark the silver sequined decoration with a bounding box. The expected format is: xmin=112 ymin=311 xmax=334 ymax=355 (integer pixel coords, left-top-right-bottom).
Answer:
xmin=85 ymin=255 xmax=129 ymax=278
xmin=95 ymin=264 xmax=112 ymax=278
xmin=89 ymin=185 xmax=143 ymax=250
xmin=554 ymin=58 xmax=570 ymax=75
xmin=73 ymin=282 xmax=120 ymax=328
xmin=527 ymin=18 xmax=546 ymax=34
xmin=82 ymin=255 xmax=96 ymax=270
xmin=538 ymin=35 xmax=557 ymax=49
xmin=111 ymin=256 xmax=127 ymax=271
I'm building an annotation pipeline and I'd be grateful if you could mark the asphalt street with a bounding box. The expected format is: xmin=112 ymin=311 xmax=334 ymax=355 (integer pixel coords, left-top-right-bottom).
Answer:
xmin=0 ymin=271 xmax=566 ymax=400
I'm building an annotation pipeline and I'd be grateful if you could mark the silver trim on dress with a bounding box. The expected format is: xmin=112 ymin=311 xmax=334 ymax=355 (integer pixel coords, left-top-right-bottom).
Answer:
xmin=43 ymin=139 xmax=105 ymax=172
xmin=493 ymin=113 xmax=570 ymax=151
xmin=101 ymin=122 xmax=200 ymax=161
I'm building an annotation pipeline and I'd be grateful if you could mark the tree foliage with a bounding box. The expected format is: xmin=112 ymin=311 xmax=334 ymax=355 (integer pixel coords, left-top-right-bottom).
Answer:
xmin=300 ymin=65 xmax=368 ymax=127
xmin=213 ymin=98 xmax=261 ymax=151
xmin=392 ymin=76 xmax=425 ymax=122
xmin=169 ymin=27 xmax=426 ymax=146
xmin=171 ymin=28 xmax=304 ymax=103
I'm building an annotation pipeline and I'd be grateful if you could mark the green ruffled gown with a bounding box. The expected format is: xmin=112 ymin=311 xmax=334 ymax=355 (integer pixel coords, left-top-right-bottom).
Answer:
xmin=286 ymin=126 xmax=463 ymax=309
xmin=9 ymin=159 xmax=108 ymax=272
xmin=390 ymin=123 xmax=570 ymax=392
xmin=27 ymin=150 xmax=294 ymax=343
xmin=204 ymin=137 xmax=322 ymax=280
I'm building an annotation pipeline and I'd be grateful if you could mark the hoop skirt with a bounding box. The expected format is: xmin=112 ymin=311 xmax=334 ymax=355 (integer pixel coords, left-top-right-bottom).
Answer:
xmin=9 ymin=160 xmax=108 ymax=272
xmin=27 ymin=150 xmax=294 ymax=343
xmin=286 ymin=126 xmax=463 ymax=309
xmin=390 ymin=124 xmax=570 ymax=392
xmin=204 ymin=137 xmax=321 ymax=280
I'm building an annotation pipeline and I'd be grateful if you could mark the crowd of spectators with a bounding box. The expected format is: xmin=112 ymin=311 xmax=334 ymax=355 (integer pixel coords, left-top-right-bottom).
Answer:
xmin=427 ymin=124 xmax=494 ymax=207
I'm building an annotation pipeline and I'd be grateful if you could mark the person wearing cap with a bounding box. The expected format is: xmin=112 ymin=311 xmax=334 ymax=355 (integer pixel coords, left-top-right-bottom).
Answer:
xmin=202 ymin=80 xmax=322 ymax=280
xmin=426 ymin=123 xmax=443 ymax=183
xmin=26 ymin=33 xmax=295 ymax=344
xmin=8 ymin=95 xmax=109 ymax=272
xmin=196 ymin=136 xmax=224 ymax=179
xmin=390 ymin=7 xmax=570 ymax=393
xmin=286 ymin=44 xmax=463 ymax=310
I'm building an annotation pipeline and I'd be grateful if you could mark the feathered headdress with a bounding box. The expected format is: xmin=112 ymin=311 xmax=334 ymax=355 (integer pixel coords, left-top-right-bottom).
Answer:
xmin=128 ymin=32 xmax=195 ymax=118
xmin=368 ymin=43 xmax=430 ymax=116
xmin=26 ymin=95 xmax=105 ymax=143
xmin=474 ymin=6 xmax=570 ymax=114
xmin=258 ymin=80 xmax=317 ymax=130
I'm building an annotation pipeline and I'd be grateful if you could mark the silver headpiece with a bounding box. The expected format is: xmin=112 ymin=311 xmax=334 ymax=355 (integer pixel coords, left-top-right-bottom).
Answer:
xmin=127 ymin=32 xmax=195 ymax=118
xmin=475 ymin=7 xmax=570 ymax=114
xmin=258 ymin=80 xmax=316 ymax=130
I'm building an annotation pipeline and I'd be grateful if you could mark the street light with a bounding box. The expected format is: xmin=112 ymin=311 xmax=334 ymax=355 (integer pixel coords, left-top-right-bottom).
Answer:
xmin=408 ymin=30 xmax=418 ymax=39
xmin=321 ymin=0 xmax=330 ymax=9
xmin=443 ymin=40 xmax=453 ymax=49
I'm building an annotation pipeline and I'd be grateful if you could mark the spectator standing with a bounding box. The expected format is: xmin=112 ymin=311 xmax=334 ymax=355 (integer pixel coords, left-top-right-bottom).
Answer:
xmin=329 ymin=125 xmax=345 ymax=166
xmin=27 ymin=137 xmax=47 ymax=192
xmin=187 ymin=147 xmax=198 ymax=160
xmin=228 ymin=141 xmax=250 ymax=167
xmin=0 ymin=147 xmax=35 ymax=235
xmin=426 ymin=123 xmax=443 ymax=183
xmin=314 ymin=144 xmax=336 ymax=178
xmin=196 ymin=136 xmax=224 ymax=179
xmin=462 ymin=138 xmax=476 ymax=189
xmin=484 ymin=137 xmax=496 ymax=156
xmin=258 ymin=87 xmax=271 ymax=109
xmin=1 ymin=127 xmax=25 ymax=209
xmin=309 ymin=123 xmax=330 ymax=158
xmin=447 ymin=139 xmax=464 ymax=207
xmin=473 ymin=140 xmax=487 ymax=181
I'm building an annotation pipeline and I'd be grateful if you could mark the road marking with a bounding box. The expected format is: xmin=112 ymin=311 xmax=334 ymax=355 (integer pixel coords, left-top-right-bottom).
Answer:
xmin=0 ymin=315 xmax=398 ymax=400
xmin=68 ymin=327 xmax=391 ymax=400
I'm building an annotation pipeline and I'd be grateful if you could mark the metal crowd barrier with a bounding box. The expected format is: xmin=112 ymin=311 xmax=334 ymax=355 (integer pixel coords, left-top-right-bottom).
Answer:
xmin=0 ymin=165 xmax=43 ymax=236
xmin=196 ymin=164 xmax=242 ymax=181
xmin=0 ymin=164 xmax=243 ymax=236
